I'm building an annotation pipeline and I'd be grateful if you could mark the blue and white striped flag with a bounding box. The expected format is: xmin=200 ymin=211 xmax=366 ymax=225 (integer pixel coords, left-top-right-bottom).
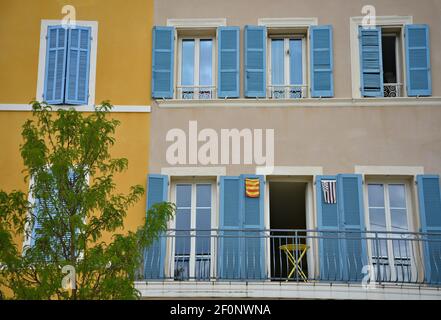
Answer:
xmin=321 ymin=180 xmax=337 ymax=204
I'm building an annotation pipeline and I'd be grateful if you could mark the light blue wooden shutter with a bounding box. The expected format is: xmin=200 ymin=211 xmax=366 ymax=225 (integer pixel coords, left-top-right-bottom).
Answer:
xmin=316 ymin=175 xmax=342 ymax=281
xmin=405 ymin=25 xmax=432 ymax=97
xmin=241 ymin=175 xmax=265 ymax=279
xmin=219 ymin=176 xmax=242 ymax=279
xmin=337 ymin=174 xmax=367 ymax=281
xmin=310 ymin=26 xmax=334 ymax=98
xmin=65 ymin=27 xmax=92 ymax=105
xmin=152 ymin=26 xmax=175 ymax=99
xmin=359 ymin=27 xmax=384 ymax=97
xmin=43 ymin=26 xmax=68 ymax=104
xmin=29 ymin=197 xmax=43 ymax=248
xmin=144 ymin=174 xmax=168 ymax=279
xmin=417 ymin=175 xmax=441 ymax=284
xmin=244 ymin=25 xmax=266 ymax=98
xmin=218 ymin=27 xmax=240 ymax=98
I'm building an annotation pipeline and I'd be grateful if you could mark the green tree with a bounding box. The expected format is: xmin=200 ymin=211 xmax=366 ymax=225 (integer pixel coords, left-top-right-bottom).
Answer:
xmin=0 ymin=101 xmax=174 ymax=300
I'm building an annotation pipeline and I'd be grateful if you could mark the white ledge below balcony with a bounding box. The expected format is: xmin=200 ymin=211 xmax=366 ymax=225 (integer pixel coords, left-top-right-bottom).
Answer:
xmin=154 ymin=97 xmax=441 ymax=109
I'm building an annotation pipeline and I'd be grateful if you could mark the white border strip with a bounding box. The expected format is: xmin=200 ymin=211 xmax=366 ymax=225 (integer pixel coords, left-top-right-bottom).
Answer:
xmin=167 ymin=18 xmax=227 ymax=28
xmin=256 ymin=166 xmax=323 ymax=176
xmin=0 ymin=104 xmax=151 ymax=113
xmin=155 ymin=97 xmax=441 ymax=108
xmin=161 ymin=166 xmax=226 ymax=176
xmin=258 ymin=17 xmax=318 ymax=27
xmin=135 ymin=281 xmax=441 ymax=300
xmin=355 ymin=165 xmax=424 ymax=176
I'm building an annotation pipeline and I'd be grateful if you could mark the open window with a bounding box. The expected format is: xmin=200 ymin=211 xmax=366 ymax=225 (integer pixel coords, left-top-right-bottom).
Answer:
xmin=358 ymin=23 xmax=431 ymax=98
xmin=381 ymin=28 xmax=404 ymax=97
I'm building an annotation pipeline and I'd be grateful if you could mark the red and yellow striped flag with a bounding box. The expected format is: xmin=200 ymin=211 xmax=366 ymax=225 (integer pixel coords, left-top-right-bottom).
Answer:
xmin=245 ymin=178 xmax=260 ymax=198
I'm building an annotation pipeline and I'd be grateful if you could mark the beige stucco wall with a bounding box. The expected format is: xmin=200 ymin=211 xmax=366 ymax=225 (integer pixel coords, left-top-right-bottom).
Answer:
xmin=149 ymin=103 xmax=441 ymax=175
xmin=149 ymin=0 xmax=441 ymax=175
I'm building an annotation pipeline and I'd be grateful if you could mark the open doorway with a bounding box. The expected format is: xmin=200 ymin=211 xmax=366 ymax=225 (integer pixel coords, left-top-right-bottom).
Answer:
xmin=269 ymin=181 xmax=308 ymax=280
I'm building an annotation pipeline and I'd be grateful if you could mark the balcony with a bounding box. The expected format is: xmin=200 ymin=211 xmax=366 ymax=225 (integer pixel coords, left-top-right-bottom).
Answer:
xmin=139 ymin=229 xmax=441 ymax=286
xmin=176 ymin=85 xmax=216 ymax=100
xmin=384 ymin=83 xmax=403 ymax=97
xmin=267 ymin=85 xmax=308 ymax=99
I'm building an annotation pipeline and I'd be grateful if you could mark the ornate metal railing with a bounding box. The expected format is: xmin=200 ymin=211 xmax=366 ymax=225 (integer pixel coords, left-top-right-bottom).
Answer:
xmin=384 ymin=83 xmax=403 ymax=97
xmin=139 ymin=229 xmax=441 ymax=286
xmin=267 ymin=85 xmax=308 ymax=99
xmin=176 ymin=85 xmax=216 ymax=100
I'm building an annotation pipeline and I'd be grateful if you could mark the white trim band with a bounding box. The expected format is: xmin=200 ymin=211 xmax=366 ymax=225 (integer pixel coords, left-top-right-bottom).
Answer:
xmin=355 ymin=165 xmax=424 ymax=176
xmin=0 ymin=104 xmax=151 ymax=113
xmin=161 ymin=166 xmax=226 ymax=176
xmin=258 ymin=17 xmax=318 ymax=27
xmin=155 ymin=97 xmax=441 ymax=108
xmin=167 ymin=18 xmax=227 ymax=28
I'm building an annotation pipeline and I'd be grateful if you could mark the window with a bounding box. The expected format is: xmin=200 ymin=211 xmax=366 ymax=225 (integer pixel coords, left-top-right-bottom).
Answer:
xmin=244 ymin=23 xmax=333 ymax=99
xmin=152 ymin=24 xmax=240 ymax=100
xmin=23 ymin=167 xmax=87 ymax=257
xmin=381 ymin=29 xmax=404 ymax=97
xmin=357 ymin=21 xmax=432 ymax=98
xmin=268 ymin=36 xmax=306 ymax=99
xmin=173 ymin=183 xmax=213 ymax=280
xmin=178 ymin=37 xmax=215 ymax=99
xmin=366 ymin=182 xmax=414 ymax=282
xmin=37 ymin=21 xmax=97 ymax=106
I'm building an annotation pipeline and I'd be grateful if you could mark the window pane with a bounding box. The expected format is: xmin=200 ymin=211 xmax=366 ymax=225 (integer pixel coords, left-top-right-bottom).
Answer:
xmin=289 ymin=39 xmax=303 ymax=85
xmin=199 ymin=40 xmax=212 ymax=86
xmin=368 ymin=184 xmax=385 ymax=207
xmin=176 ymin=184 xmax=191 ymax=257
xmin=389 ymin=184 xmax=406 ymax=208
xmin=196 ymin=184 xmax=211 ymax=207
xmin=176 ymin=184 xmax=191 ymax=207
xmin=175 ymin=208 xmax=191 ymax=254
xmin=271 ymin=39 xmax=284 ymax=85
xmin=181 ymin=40 xmax=195 ymax=86
xmin=196 ymin=208 xmax=211 ymax=254
xmin=369 ymin=208 xmax=387 ymax=231
xmin=391 ymin=209 xmax=408 ymax=232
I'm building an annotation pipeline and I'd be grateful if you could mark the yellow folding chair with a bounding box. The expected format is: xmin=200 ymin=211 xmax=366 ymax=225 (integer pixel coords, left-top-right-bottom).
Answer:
xmin=279 ymin=244 xmax=309 ymax=282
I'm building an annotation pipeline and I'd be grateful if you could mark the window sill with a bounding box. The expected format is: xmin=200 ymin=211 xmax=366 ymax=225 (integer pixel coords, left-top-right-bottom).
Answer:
xmin=155 ymin=97 xmax=441 ymax=108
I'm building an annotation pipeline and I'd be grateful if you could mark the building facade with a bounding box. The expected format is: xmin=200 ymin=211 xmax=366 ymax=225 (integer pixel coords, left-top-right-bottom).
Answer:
xmin=0 ymin=0 xmax=153 ymax=254
xmin=139 ymin=0 xmax=441 ymax=299
xmin=1 ymin=0 xmax=441 ymax=300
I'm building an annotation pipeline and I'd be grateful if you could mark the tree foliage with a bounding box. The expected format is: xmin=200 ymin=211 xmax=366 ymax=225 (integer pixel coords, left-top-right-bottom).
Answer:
xmin=0 ymin=101 xmax=174 ymax=299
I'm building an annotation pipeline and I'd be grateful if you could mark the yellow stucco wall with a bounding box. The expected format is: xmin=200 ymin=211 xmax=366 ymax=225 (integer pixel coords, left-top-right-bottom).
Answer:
xmin=0 ymin=0 xmax=153 ymax=247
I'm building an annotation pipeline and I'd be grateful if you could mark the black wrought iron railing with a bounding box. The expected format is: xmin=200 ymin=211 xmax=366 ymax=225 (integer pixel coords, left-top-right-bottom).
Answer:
xmin=138 ymin=229 xmax=441 ymax=286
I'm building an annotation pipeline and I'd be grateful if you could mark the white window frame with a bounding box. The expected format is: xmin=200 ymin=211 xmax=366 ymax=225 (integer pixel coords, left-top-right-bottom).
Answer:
xmin=267 ymin=36 xmax=307 ymax=98
xmin=363 ymin=177 xmax=418 ymax=282
xmin=176 ymin=36 xmax=217 ymax=100
xmin=381 ymin=29 xmax=405 ymax=97
xmin=36 ymin=20 xmax=98 ymax=107
xmin=168 ymin=179 xmax=217 ymax=280
xmin=349 ymin=16 xmax=412 ymax=99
